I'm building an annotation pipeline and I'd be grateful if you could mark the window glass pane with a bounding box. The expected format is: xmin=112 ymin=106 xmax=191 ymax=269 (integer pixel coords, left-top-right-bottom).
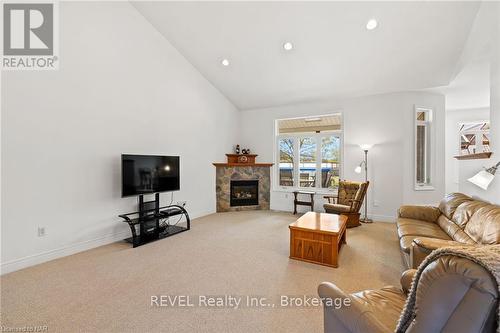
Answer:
xmin=416 ymin=124 xmax=426 ymax=184
xmin=415 ymin=108 xmax=432 ymax=187
xmin=321 ymin=136 xmax=341 ymax=189
xmin=299 ymin=137 xmax=316 ymax=187
xmin=277 ymin=114 xmax=341 ymax=134
xmin=459 ymin=121 xmax=490 ymax=155
xmin=279 ymin=138 xmax=294 ymax=186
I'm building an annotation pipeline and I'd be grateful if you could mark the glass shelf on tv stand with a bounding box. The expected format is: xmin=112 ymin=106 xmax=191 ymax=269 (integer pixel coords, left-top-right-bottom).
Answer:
xmin=118 ymin=204 xmax=190 ymax=247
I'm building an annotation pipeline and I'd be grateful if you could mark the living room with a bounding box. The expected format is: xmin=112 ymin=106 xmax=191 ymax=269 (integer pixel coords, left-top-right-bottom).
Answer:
xmin=1 ymin=1 xmax=499 ymax=333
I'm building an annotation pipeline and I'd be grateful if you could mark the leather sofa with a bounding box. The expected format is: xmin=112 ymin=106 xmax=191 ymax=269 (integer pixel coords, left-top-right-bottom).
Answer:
xmin=318 ymin=254 xmax=498 ymax=333
xmin=397 ymin=193 xmax=500 ymax=268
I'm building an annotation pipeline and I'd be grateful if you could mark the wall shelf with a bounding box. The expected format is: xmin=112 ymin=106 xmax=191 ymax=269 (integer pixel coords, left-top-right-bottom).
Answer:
xmin=454 ymin=152 xmax=492 ymax=160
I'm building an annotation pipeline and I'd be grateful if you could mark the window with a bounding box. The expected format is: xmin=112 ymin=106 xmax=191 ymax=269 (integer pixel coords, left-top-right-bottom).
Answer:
xmin=459 ymin=121 xmax=490 ymax=155
xmin=276 ymin=114 xmax=342 ymax=191
xmin=415 ymin=107 xmax=433 ymax=190
xmin=278 ymin=138 xmax=294 ymax=186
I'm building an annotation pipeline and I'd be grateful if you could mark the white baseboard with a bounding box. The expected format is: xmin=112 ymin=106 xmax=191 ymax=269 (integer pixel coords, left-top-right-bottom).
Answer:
xmin=1 ymin=230 xmax=130 ymax=275
xmin=368 ymin=214 xmax=397 ymax=223
xmin=1 ymin=209 xmax=215 ymax=275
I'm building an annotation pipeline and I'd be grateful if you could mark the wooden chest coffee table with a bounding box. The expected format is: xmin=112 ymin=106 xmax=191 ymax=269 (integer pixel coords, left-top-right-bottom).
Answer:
xmin=289 ymin=212 xmax=347 ymax=268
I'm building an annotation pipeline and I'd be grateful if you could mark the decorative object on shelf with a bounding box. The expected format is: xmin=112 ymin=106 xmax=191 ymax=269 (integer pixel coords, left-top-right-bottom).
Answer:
xmin=468 ymin=161 xmax=500 ymax=190
xmin=242 ymin=149 xmax=247 ymax=154
xmin=235 ymin=144 xmax=240 ymax=154
xmin=244 ymin=148 xmax=251 ymax=154
xmin=354 ymin=144 xmax=373 ymax=223
xmin=225 ymin=153 xmax=257 ymax=164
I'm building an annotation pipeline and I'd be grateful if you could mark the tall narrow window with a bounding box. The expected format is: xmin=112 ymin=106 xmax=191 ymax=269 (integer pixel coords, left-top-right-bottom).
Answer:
xmin=415 ymin=107 xmax=433 ymax=190
xmin=278 ymin=138 xmax=294 ymax=186
xmin=276 ymin=114 xmax=342 ymax=191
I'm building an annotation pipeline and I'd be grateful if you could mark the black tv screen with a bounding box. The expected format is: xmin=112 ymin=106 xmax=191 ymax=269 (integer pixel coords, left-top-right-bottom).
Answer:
xmin=122 ymin=155 xmax=180 ymax=197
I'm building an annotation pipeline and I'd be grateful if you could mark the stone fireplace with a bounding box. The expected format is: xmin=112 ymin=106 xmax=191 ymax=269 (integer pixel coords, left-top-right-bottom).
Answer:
xmin=213 ymin=154 xmax=273 ymax=212
xmin=230 ymin=180 xmax=259 ymax=207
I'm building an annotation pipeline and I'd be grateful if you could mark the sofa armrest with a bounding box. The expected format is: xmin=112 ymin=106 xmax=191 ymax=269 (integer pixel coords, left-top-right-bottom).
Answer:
xmin=400 ymin=269 xmax=417 ymax=294
xmin=318 ymin=282 xmax=392 ymax=333
xmin=410 ymin=237 xmax=467 ymax=269
xmin=398 ymin=205 xmax=440 ymax=223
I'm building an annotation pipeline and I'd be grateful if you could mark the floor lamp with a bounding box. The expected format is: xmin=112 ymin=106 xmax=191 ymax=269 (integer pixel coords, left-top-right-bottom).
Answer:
xmin=468 ymin=162 xmax=499 ymax=190
xmin=355 ymin=144 xmax=373 ymax=223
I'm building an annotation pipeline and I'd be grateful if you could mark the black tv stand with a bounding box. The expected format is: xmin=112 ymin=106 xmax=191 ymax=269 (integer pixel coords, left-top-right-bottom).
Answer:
xmin=119 ymin=193 xmax=190 ymax=247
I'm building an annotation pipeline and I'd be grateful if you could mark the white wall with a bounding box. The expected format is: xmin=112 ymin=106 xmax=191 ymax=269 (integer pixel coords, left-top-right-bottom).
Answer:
xmin=451 ymin=2 xmax=499 ymax=204
xmin=239 ymin=92 xmax=446 ymax=221
xmin=488 ymin=2 xmax=500 ymax=203
xmin=445 ymin=108 xmax=490 ymax=193
xmin=1 ymin=2 xmax=238 ymax=273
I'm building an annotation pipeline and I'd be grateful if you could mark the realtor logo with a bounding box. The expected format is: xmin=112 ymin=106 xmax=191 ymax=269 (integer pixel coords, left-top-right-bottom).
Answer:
xmin=2 ymin=2 xmax=59 ymax=70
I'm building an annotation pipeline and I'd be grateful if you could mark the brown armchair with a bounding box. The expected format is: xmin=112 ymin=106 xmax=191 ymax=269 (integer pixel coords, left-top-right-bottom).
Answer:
xmin=318 ymin=248 xmax=499 ymax=333
xmin=323 ymin=180 xmax=369 ymax=228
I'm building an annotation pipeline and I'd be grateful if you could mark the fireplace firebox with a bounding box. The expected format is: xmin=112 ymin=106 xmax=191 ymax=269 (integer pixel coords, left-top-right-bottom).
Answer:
xmin=230 ymin=180 xmax=259 ymax=207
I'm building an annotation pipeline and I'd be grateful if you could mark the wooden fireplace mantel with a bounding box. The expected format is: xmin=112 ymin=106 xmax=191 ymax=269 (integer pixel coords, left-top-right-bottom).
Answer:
xmin=213 ymin=153 xmax=273 ymax=167
xmin=212 ymin=163 xmax=274 ymax=167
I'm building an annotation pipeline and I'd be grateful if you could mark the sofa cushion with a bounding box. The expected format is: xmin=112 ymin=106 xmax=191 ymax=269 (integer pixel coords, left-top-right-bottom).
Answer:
xmin=435 ymin=215 xmax=476 ymax=243
xmin=399 ymin=232 xmax=452 ymax=254
xmin=351 ymin=286 xmax=406 ymax=331
xmin=464 ymin=205 xmax=500 ymax=245
xmin=338 ymin=181 xmax=362 ymax=206
xmin=323 ymin=203 xmax=351 ymax=213
xmin=398 ymin=205 xmax=441 ymax=223
xmin=436 ymin=215 xmax=460 ymax=238
xmin=452 ymin=228 xmax=476 ymax=244
xmin=438 ymin=193 xmax=473 ymax=220
xmin=397 ymin=218 xmax=450 ymax=239
xmin=452 ymin=200 xmax=490 ymax=228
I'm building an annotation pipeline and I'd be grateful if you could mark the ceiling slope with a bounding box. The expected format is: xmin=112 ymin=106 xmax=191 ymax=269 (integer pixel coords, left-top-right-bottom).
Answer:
xmin=132 ymin=1 xmax=480 ymax=110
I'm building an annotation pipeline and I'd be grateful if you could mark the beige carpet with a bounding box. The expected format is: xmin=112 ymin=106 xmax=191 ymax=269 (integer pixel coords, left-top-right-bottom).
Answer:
xmin=1 ymin=211 xmax=403 ymax=333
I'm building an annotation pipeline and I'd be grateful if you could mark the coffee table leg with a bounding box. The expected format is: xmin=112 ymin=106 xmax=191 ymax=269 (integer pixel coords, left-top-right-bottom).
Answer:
xmin=332 ymin=235 xmax=339 ymax=268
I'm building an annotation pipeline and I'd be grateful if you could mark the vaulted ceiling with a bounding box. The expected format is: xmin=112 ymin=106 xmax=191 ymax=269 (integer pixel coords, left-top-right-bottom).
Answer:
xmin=132 ymin=1 xmax=480 ymax=110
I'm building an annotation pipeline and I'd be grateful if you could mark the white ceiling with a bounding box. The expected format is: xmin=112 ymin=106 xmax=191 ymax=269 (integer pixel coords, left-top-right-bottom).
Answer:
xmin=431 ymin=61 xmax=490 ymax=111
xmin=132 ymin=1 xmax=480 ymax=110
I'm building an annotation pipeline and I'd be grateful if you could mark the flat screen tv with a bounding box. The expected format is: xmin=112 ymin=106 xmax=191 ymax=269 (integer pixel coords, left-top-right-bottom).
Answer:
xmin=122 ymin=154 xmax=180 ymax=197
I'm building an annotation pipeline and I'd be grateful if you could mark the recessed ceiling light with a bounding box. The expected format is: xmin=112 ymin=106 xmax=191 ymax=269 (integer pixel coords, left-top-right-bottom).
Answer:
xmin=283 ymin=42 xmax=294 ymax=51
xmin=366 ymin=19 xmax=378 ymax=30
xmin=221 ymin=59 xmax=230 ymax=66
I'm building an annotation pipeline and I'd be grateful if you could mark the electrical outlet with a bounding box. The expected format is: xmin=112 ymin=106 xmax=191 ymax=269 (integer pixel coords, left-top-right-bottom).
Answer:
xmin=177 ymin=201 xmax=186 ymax=207
xmin=284 ymin=193 xmax=289 ymax=199
xmin=373 ymin=200 xmax=380 ymax=207
xmin=37 ymin=227 xmax=46 ymax=237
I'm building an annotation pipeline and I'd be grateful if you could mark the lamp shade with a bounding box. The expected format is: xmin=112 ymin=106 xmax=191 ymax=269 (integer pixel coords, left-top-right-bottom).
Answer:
xmin=354 ymin=166 xmax=362 ymax=174
xmin=359 ymin=144 xmax=373 ymax=151
xmin=468 ymin=170 xmax=495 ymax=190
